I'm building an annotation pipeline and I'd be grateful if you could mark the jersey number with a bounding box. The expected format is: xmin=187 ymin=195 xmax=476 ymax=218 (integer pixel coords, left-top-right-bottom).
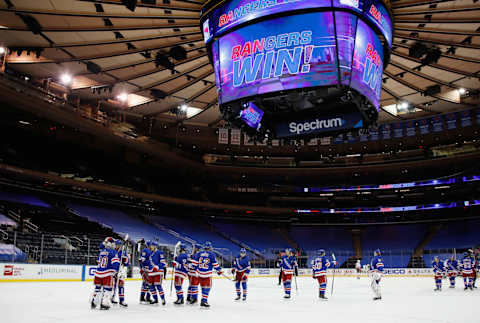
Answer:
xmin=99 ymin=256 xmax=108 ymax=268
xmin=198 ymin=257 xmax=210 ymax=270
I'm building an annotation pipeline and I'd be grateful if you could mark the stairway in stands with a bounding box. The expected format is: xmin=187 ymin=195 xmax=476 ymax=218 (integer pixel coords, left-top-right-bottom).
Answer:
xmin=408 ymin=224 xmax=443 ymax=268
xmin=341 ymin=229 xmax=362 ymax=268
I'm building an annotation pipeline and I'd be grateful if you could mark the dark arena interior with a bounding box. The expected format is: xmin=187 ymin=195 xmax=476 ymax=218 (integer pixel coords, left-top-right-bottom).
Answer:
xmin=0 ymin=0 xmax=480 ymax=322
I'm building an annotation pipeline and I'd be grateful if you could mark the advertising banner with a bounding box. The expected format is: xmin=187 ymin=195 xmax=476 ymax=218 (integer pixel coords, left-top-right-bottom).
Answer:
xmin=380 ymin=123 xmax=391 ymax=140
xmin=419 ymin=118 xmax=430 ymax=135
xmin=274 ymin=112 xmax=363 ymax=138
xmin=393 ymin=122 xmax=403 ymax=138
xmin=0 ymin=263 xmax=83 ymax=281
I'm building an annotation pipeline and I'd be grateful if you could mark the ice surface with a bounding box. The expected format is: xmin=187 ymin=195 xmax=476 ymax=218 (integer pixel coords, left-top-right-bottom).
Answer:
xmin=1 ymin=277 xmax=478 ymax=323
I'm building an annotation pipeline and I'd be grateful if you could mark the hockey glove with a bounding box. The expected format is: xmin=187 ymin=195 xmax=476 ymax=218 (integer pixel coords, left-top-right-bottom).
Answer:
xmin=231 ymin=268 xmax=236 ymax=275
xmin=217 ymin=271 xmax=223 ymax=276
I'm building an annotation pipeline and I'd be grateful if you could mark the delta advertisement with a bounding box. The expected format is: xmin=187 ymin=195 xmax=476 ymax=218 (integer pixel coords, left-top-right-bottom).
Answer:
xmin=216 ymin=11 xmax=384 ymax=109
xmin=202 ymin=0 xmax=392 ymax=48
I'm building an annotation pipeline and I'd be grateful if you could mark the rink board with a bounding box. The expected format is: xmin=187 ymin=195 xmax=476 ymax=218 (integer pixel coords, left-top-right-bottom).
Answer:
xmin=0 ymin=264 xmax=434 ymax=282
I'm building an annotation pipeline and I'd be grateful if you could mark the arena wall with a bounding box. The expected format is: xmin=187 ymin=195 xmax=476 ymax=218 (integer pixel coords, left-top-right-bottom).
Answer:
xmin=0 ymin=264 xmax=435 ymax=282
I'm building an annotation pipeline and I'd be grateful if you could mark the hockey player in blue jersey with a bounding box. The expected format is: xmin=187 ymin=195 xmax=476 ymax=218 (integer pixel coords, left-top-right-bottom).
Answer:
xmin=112 ymin=239 xmax=129 ymax=307
xmin=446 ymin=256 xmax=459 ymax=288
xmin=139 ymin=240 xmax=152 ymax=304
xmin=369 ymin=249 xmax=384 ymax=301
xmin=232 ymin=248 xmax=251 ymax=301
xmin=172 ymin=243 xmax=189 ymax=305
xmin=311 ymin=249 xmax=337 ymax=300
xmin=461 ymin=251 xmax=475 ymax=290
xmin=149 ymin=241 xmax=167 ymax=305
xmin=91 ymin=237 xmax=120 ymax=310
xmin=280 ymin=248 xmax=297 ymax=299
xmin=432 ymin=256 xmax=445 ymax=291
xmin=193 ymin=241 xmax=223 ymax=307
xmin=187 ymin=245 xmax=200 ymax=303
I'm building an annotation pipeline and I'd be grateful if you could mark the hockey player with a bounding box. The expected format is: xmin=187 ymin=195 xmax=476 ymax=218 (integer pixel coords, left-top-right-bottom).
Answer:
xmin=112 ymin=239 xmax=129 ymax=307
xmin=139 ymin=240 xmax=152 ymax=304
xmin=311 ymin=249 xmax=336 ymax=300
xmin=187 ymin=245 xmax=200 ymax=304
xmin=355 ymin=259 xmax=362 ymax=279
xmin=432 ymin=256 xmax=445 ymax=291
xmin=148 ymin=241 xmax=167 ymax=305
xmin=369 ymin=249 xmax=384 ymax=301
xmin=461 ymin=250 xmax=475 ymax=290
xmin=474 ymin=254 xmax=480 ymax=289
xmin=172 ymin=243 xmax=189 ymax=305
xmin=232 ymin=248 xmax=251 ymax=301
xmin=445 ymin=256 xmax=459 ymax=288
xmin=280 ymin=248 xmax=297 ymax=299
xmin=91 ymin=237 xmax=120 ymax=310
xmin=276 ymin=256 xmax=283 ymax=286
xmin=193 ymin=241 xmax=223 ymax=307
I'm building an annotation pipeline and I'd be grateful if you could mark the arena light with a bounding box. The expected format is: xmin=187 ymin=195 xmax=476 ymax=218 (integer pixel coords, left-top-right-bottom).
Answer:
xmin=458 ymin=88 xmax=467 ymax=95
xmin=60 ymin=73 xmax=72 ymax=85
xmin=0 ymin=46 xmax=5 ymax=54
xmin=117 ymin=92 xmax=128 ymax=102
xmin=397 ymin=101 xmax=409 ymax=110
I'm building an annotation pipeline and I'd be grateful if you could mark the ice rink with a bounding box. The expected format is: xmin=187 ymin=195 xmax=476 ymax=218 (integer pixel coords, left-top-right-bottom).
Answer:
xmin=1 ymin=276 xmax=478 ymax=323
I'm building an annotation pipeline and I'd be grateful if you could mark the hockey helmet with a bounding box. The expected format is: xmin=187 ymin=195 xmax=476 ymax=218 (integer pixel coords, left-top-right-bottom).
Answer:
xmin=104 ymin=237 xmax=115 ymax=249
xmin=204 ymin=241 xmax=213 ymax=250
xmin=99 ymin=242 xmax=105 ymax=250
xmin=317 ymin=249 xmax=326 ymax=256
xmin=374 ymin=249 xmax=382 ymax=256
xmin=240 ymin=248 xmax=247 ymax=255
xmin=115 ymin=239 xmax=123 ymax=246
xmin=179 ymin=243 xmax=187 ymax=251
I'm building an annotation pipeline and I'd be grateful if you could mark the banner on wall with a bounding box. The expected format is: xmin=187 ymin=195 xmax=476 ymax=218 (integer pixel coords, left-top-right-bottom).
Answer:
xmin=445 ymin=113 xmax=457 ymax=130
xmin=405 ymin=121 xmax=416 ymax=137
xmin=272 ymin=139 xmax=280 ymax=146
xmin=370 ymin=128 xmax=379 ymax=141
xmin=432 ymin=116 xmax=443 ymax=132
xmin=334 ymin=134 xmax=344 ymax=144
xmin=419 ymin=118 xmax=429 ymax=135
xmin=346 ymin=132 xmax=356 ymax=143
xmin=475 ymin=109 xmax=480 ymax=125
xmin=460 ymin=110 xmax=472 ymax=128
xmin=218 ymin=128 xmax=229 ymax=144
xmin=381 ymin=124 xmax=391 ymax=140
xmin=307 ymin=138 xmax=318 ymax=146
xmin=393 ymin=122 xmax=403 ymax=138
xmin=231 ymin=129 xmax=241 ymax=145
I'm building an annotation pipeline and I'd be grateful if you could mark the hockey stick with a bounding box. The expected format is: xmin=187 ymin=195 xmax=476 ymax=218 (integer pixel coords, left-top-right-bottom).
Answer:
xmin=169 ymin=241 xmax=181 ymax=296
xmin=114 ymin=234 xmax=129 ymax=303
xmin=331 ymin=253 xmax=336 ymax=296
xmin=294 ymin=268 xmax=298 ymax=293
xmin=221 ymin=272 xmax=235 ymax=281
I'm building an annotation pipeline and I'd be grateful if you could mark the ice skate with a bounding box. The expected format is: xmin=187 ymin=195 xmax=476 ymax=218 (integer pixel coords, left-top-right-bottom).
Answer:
xmin=242 ymin=295 xmax=247 ymax=301
xmin=174 ymin=298 xmax=184 ymax=305
xmin=373 ymin=296 xmax=382 ymax=301
xmin=200 ymin=300 xmax=210 ymax=308
xmin=234 ymin=295 xmax=241 ymax=301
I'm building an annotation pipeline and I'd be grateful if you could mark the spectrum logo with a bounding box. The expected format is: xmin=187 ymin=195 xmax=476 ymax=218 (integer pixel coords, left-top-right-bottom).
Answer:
xmin=289 ymin=118 xmax=344 ymax=134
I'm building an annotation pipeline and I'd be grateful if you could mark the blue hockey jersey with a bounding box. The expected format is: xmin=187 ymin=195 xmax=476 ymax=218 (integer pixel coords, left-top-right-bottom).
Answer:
xmin=139 ymin=247 xmax=152 ymax=271
xmin=194 ymin=250 xmax=221 ymax=278
xmin=95 ymin=248 xmax=120 ymax=278
xmin=370 ymin=255 xmax=384 ymax=273
xmin=432 ymin=260 xmax=445 ymax=274
xmin=311 ymin=256 xmax=331 ymax=277
xmin=150 ymin=249 xmax=166 ymax=273
xmin=173 ymin=253 xmax=189 ymax=277
xmin=280 ymin=255 xmax=297 ymax=275
xmin=461 ymin=255 xmax=475 ymax=274
xmin=446 ymin=259 xmax=459 ymax=272
xmin=234 ymin=255 xmax=251 ymax=274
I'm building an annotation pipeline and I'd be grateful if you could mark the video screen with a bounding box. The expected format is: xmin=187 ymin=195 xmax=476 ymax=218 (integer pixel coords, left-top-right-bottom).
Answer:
xmin=239 ymin=102 xmax=264 ymax=130
xmin=217 ymin=12 xmax=338 ymax=104
xmin=349 ymin=18 xmax=384 ymax=109
xmin=202 ymin=0 xmax=392 ymax=48
xmin=214 ymin=11 xmax=384 ymax=109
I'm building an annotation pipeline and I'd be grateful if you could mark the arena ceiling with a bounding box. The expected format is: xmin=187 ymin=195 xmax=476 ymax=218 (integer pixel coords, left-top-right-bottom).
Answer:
xmin=1 ymin=0 xmax=480 ymax=127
